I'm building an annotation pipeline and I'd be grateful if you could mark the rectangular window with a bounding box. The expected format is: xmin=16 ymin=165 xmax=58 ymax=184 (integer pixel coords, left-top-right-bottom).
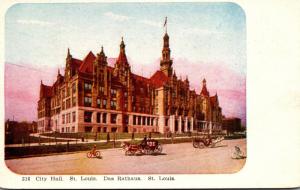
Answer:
xmin=72 ymin=112 xmax=76 ymax=122
xmin=97 ymin=113 xmax=101 ymax=123
xmin=72 ymin=97 xmax=76 ymax=107
xmin=97 ymin=98 xmax=101 ymax=108
xmin=99 ymin=86 xmax=104 ymax=95
xmin=143 ymin=117 xmax=146 ymax=125
xmin=66 ymin=98 xmax=71 ymax=109
xmin=124 ymin=92 xmax=128 ymax=97
xmin=84 ymin=82 xmax=92 ymax=92
xmin=84 ymin=96 xmax=92 ymax=107
xmin=66 ymin=113 xmax=69 ymax=123
xmin=72 ymin=126 xmax=75 ymax=132
xmin=111 ymin=114 xmax=117 ymax=124
xmin=110 ymin=89 xmax=117 ymax=97
xmin=84 ymin=111 xmax=92 ymax=122
xmin=165 ymin=118 xmax=169 ymax=126
xmin=62 ymin=114 xmax=65 ymax=124
xmin=72 ymin=83 xmax=76 ymax=94
xmin=133 ymin=115 xmax=136 ymax=125
xmin=110 ymin=100 xmax=116 ymax=110
xmin=102 ymin=113 xmax=107 ymax=123
xmin=102 ymin=99 xmax=107 ymax=108
xmin=124 ymin=115 xmax=128 ymax=125
xmin=67 ymin=87 xmax=70 ymax=97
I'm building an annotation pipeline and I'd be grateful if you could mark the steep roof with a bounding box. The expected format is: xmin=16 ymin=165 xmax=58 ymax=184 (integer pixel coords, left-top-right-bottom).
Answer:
xmin=116 ymin=51 xmax=128 ymax=65
xmin=41 ymin=84 xmax=52 ymax=98
xmin=132 ymin=74 xmax=151 ymax=85
xmin=79 ymin=51 xmax=96 ymax=73
xmin=200 ymin=85 xmax=209 ymax=96
xmin=150 ymin=70 xmax=169 ymax=88
xmin=210 ymin=95 xmax=218 ymax=107
xmin=71 ymin=58 xmax=82 ymax=66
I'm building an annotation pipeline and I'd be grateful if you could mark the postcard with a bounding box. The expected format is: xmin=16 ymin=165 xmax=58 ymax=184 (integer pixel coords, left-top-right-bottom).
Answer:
xmin=1 ymin=0 xmax=299 ymax=189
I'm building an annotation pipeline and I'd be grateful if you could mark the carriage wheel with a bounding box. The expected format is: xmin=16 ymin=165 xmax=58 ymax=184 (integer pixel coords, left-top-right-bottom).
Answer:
xmin=87 ymin=152 xmax=92 ymax=158
xmin=125 ymin=150 xmax=131 ymax=156
xmin=193 ymin=140 xmax=199 ymax=148
xmin=95 ymin=151 xmax=101 ymax=158
xmin=198 ymin=142 xmax=205 ymax=149
xmin=156 ymin=144 xmax=163 ymax=153
xmin=143 ymin=147 xmax=151 ymax=155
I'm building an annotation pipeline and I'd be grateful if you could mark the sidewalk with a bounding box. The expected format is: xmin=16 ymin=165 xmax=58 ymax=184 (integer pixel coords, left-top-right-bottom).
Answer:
xmin=5 ymin=135 xmax=192 ymax=148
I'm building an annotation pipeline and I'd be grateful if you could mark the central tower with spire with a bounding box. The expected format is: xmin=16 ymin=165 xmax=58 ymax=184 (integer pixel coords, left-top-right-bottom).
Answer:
xmin=160 ymin=17 xmax=173 ymax=77
xmin=160 ymin=32 xmax=173 ymax=77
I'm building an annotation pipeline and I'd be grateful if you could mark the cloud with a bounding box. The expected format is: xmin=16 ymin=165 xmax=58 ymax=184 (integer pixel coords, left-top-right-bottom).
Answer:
xmin=139 ymin=19 xmax=162 ymax=28
xmin=17 ymin=19 xmax=55 ymax=27
xmin=103 ymin=12 xmax=131 ymax=21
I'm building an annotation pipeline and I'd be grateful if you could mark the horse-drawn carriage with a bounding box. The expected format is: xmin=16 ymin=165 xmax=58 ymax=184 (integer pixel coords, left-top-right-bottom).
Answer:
xmin=121 ymin=139 xmax=163 ymax=155
xmin=192 ymin=134 xmax=224 ymax=148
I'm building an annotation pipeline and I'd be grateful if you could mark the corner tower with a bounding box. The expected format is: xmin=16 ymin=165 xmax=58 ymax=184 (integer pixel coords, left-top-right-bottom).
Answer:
xmin=160 ymin=32 xmax=173 ymax=77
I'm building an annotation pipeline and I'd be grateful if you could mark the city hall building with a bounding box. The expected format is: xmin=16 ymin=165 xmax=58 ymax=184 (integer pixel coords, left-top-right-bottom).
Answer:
xmin=37 ymin=32 xmax=223 ymax=134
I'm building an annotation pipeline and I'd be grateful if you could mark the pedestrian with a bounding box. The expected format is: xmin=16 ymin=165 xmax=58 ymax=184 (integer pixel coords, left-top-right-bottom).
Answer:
xmin=95 ymin=132 xmax=98 ymax=141
xmin=131 ymin=132 xmax=135 ymax=140
xmin=107 ymin=132 xmax=110 ymax=143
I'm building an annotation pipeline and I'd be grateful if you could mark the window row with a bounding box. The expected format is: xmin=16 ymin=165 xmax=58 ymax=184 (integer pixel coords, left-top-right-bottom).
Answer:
xmin=132 ymin=115 xmax=156 ymax=126
xmin=61 ymin=126 xmax=75 ymax=133
xmin=62 ymin=112 xmax=76 ymax=124
xmin=84 ymin=111 xmax=117 ymax=124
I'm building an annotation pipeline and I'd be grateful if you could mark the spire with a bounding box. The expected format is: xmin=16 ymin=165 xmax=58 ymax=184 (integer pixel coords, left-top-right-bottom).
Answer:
xmin=200 ymin=78 xmax=209 ymax=96
xmin=163 ymin=33 xmax=169 ymax=48
xmin=40 ymin=80 xmax=43 ymax=85
xmin=66 ymin=48 xmax=72 ymax=61
xmin=116 ymin=37 xmax=128 ymax=65
xmin=58 ymin=68 xmax=60 ymax=75
xmin=120 ymin=37 xmax=125 ymax=53
xmin=99 ymin=45 xmax=105 ymax=57
xmin=67 ymin=48 xmax=71 ymax=57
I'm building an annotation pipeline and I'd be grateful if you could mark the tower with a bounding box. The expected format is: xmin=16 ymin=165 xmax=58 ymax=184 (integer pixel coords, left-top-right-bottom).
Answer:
xmin=160 ymin=32 xmax=173 ymax=77
xmin=200 ymin=78 xmax=209 ymax=97
xmin=114 ymin=37 xmax=130 ymax=85
xmin=65 ymin=48 xmax=72 ymax=81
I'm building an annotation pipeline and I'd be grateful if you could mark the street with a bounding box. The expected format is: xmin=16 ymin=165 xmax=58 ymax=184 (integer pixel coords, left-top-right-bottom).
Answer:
xmin=5 ymin=139 xmax=246 ymax=174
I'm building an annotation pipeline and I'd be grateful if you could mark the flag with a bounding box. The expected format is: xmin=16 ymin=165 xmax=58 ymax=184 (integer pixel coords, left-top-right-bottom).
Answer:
xmin=163 ymin=17 xmax=167 ymax=27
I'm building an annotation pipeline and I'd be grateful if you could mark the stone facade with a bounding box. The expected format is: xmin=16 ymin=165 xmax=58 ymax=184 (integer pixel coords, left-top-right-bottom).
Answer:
xmin=37 ymin=32 xmax=223 ymax=134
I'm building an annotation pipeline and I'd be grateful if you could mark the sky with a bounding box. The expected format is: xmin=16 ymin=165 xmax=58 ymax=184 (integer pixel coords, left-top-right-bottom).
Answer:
xmin=5 ymin=3 xmax=246 ymax=124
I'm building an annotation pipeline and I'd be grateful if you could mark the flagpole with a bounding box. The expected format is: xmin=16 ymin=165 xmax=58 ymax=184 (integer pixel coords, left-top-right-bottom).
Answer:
xmin=164 ymin=16 xmax=168 ymax=33
xmin=166 ymin=17 xmax=168 ymax=33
